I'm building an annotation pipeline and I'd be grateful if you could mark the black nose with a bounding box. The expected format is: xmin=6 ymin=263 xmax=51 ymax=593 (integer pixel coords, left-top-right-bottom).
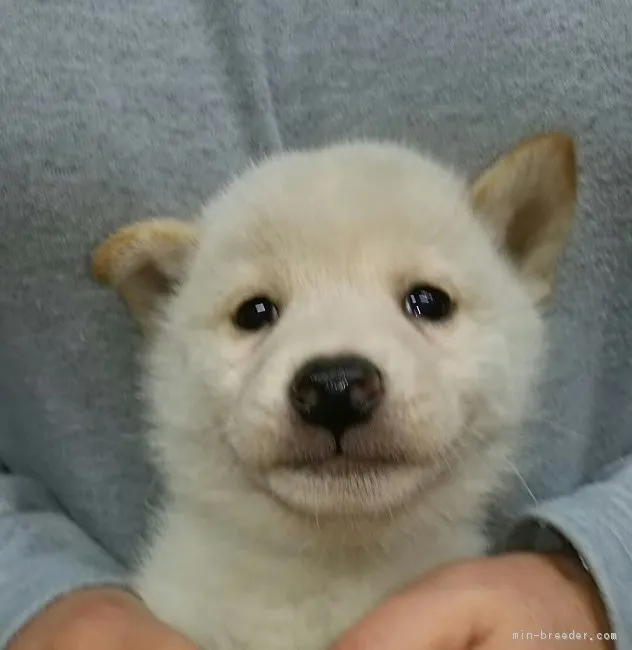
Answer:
xmin=289 ymin=355 xmax=384 ymax=447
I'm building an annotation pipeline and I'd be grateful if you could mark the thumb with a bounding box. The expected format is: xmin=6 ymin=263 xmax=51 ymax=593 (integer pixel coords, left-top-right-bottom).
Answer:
xmin=330 ymin=578 xmax=491 ymax=650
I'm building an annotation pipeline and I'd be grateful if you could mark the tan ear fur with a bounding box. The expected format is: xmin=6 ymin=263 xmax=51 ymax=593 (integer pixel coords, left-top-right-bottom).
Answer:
xmin=92 ymin=218 xmax=198 ymax=332
xmin=471 ymin=132 xmax=578 ymax=304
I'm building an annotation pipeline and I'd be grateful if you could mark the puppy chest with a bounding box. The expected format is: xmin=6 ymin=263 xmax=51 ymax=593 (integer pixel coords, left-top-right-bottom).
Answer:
xmin=137 ymin=557 xmax=387 ymax=650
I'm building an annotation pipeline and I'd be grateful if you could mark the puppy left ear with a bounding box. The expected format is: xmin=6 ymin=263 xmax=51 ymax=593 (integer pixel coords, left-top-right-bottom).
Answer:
xmin=92 ymin=218 xmax=198 ymax=333
xmin=471 ymin=133 xmax=578 ymax=304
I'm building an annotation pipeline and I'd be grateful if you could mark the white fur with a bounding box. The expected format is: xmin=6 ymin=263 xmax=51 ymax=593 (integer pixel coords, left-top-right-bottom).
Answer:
xmin=132 ymin=142 xmax=547 ymax=649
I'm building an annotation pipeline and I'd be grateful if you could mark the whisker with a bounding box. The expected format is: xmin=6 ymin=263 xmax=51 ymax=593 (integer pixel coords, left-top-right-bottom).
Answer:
xmin=505 ymin=460 xmax=537 ymax=504
xmin=524 ymin=414 xmax=585 ymax=439
xmin=436 ymin=445 xmax=453 ymax=475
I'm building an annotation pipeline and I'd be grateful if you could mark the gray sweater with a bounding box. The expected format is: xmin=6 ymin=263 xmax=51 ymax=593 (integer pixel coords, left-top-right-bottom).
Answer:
xmin=1 ymin=0 xmax=631 ymax=647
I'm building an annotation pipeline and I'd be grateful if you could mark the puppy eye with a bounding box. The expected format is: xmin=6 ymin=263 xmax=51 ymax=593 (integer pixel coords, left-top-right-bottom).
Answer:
xmin=233 ymin=296 xmax=280 ymax=331
xmin=403 ymin=285 xmax=453 ymax=322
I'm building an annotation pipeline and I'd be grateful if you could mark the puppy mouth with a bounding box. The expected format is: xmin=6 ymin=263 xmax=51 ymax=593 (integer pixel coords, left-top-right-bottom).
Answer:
xmin=287 ymin=456 xmax=403 ymax=477
xmin=262 ymin=454 xmax=446 ymax=518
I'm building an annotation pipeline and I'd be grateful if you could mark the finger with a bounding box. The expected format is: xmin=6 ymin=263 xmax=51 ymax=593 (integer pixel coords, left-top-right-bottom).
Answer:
xmin=331 ymin=583 xmax=489 ymax=650
xmin=125 ymin=610 xmax=201 ymax=649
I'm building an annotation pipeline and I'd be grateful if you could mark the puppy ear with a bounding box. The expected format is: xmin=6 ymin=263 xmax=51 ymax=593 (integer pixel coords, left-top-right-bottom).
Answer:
xmin=92 ymin=218 xmax=198 ymax=333
xmin=471 ymin=133 xmax=577 ymax=304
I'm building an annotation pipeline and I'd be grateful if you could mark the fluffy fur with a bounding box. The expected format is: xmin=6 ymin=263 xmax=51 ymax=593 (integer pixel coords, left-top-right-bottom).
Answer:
xmin=93 ymin=133 xmax=577 ymax=650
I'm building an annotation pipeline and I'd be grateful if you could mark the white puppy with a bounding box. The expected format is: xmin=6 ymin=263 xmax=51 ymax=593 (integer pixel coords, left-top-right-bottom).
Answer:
xmin=93 ymin=133 xmax=577 ymax=650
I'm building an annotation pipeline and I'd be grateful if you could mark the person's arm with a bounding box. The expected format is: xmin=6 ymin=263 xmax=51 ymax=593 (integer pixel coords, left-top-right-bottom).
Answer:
xmin=504 ymin=457 xmax=632 ymax=648
xmin=0 ymin=465 xmax=128 ymax=647
xmin=0 ymin=465 xmax=201 ymax=649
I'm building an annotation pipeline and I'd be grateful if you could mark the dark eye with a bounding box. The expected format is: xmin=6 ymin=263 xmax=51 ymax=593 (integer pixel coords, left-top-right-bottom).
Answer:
xmin=403 ymin=285 xmax=453 ymax=322
xmin=233 ymin=296 xmax=280 ymax=331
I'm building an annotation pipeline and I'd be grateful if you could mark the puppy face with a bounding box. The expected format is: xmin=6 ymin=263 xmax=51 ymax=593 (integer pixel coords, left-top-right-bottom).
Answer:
xmin=93 ymin=135 xmax=576 ymax=532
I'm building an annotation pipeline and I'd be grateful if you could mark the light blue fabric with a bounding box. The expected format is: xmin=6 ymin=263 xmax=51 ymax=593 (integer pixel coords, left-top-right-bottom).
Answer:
xmin=1 ymin=0 xmax=631 ymax=646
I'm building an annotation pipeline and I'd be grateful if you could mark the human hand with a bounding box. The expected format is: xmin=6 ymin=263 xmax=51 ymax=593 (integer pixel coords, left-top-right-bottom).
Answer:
xmin=332 ymin=552 xmax=614 ymax=650
xmin=8 ymin=587 xmax=200 ymax=650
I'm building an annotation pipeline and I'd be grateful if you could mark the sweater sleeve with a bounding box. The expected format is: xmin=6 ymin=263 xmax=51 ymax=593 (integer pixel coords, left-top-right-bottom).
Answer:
xmin=0 ymin=468 xmax=129 ymax=648
xmin=503 ymin=458 xmax=632 ymax=649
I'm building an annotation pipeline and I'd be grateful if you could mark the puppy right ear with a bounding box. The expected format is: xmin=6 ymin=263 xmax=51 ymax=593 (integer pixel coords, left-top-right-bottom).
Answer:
xmin=91 ymin=218 xmax=198 ymax=333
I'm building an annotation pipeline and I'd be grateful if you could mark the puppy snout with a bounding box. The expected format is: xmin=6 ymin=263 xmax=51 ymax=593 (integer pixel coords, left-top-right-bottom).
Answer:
xmin=289 ymin=355 xmax=384 ymax=445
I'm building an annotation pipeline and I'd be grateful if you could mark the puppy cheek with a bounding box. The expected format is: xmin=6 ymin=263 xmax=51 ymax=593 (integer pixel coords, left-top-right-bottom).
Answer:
xmin=449 ymin=332 xmax=535 ymax=449
xmin=383 ymin=362 xmax=465 ymax=460
xmin=413 ymin=387 xmax=465 ymax=456
xmin=152 ymin=331 xmax=235 ymax=427
xmin=223 ymin=404 xmax=291 ymax=469
xmin=218 ymin=352 xmax=295 ymax=469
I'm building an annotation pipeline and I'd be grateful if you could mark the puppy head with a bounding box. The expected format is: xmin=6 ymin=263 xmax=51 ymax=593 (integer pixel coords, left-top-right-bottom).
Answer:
xmin=93 ymin=134 xmax=576 ymax=542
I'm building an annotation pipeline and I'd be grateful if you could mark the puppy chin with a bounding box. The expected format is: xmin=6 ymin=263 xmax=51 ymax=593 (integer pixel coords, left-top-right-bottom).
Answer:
xmin=262 ymin=462 xmax=438 ymax=517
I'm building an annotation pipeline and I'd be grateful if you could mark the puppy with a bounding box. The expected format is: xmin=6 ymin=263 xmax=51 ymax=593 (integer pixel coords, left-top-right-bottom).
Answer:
xmin=93 ymin=133 xmax=577 ymax=650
